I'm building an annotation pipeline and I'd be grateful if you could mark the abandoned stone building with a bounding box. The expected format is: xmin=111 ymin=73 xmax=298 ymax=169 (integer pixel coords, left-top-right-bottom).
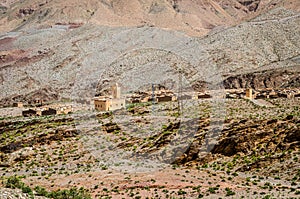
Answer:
xmin=197 ymin=93 xmax=211 ymax=99
xmin=127 ymin=97 xmax=141 ymax=104
xmin=41 ymin=108 xmax=57 ymax=116
xmin=156 ymin=95 xmax=173 ymax=102
xmin=22 ymin=109 xmax=40 ymax=117
xmin=29 ymin=98 xmax=44 ymax=106
xmin=94 ymin=83 xmax=126 ymax=111
xmin=13 ymin=102 xmax=23 ymax=108
xmin=177 ymin=94 xmax=193 ymax=100
xmin=22 ymin=105 xmax=73 ymax=117
xmin=56 ymin=105 xmax=73 ymax=114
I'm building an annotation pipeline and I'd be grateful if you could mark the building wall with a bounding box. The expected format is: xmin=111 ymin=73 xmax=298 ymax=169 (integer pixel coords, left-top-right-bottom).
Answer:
xmin=62 ymin=107 xmax=73 ymax=114
xmin=156 ymin=96 xmax=173 ymax=102
xmin=198 ymin=94 xmax=211 ymax=99
xmin=127 ymin=98 xmax=141 ymax=104
xmin=22 ymin=109 xmax=37 ymax=117
xmin=112 ymin=84 xmax=121 ymax=99
xmin=95 ymin=100 xmax=109 ymax=111
xmin=94 ymin=83 xmax=125 ymax=112
xmin=246 ymin=88 xmax=253 ymax=99
xmin=108 ymin=98 xmax=125 ymax=111
xmin=41 ymin=108 xmax=57 ymax=116
xmin=178 ymin=95 xmax=192 ymax=100
xmin=13 ymin=102 xmax=23 ymax=108
xmin=95 ymin=98 xmax=125 ymax=112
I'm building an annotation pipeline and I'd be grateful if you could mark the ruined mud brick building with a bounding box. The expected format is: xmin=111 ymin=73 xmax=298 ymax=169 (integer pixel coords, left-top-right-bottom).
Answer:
xmin=22 ymin=105 xmax=73 ymax=117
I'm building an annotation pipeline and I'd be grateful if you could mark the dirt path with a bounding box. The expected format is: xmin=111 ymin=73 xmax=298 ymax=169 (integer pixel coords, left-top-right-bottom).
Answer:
xmin=249 ymin=13 xmax=300 ymax=25
xmin=250 ymin=99 xmax=275 ymax=107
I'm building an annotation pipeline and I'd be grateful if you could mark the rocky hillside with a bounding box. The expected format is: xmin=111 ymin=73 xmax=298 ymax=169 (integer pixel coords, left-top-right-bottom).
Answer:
xmin=0 ymin=0 xmax=299 ymax=105
xmin=1 ymin=0 xmax=298 ymax=36
xmin=223 ymin=65 xmax=300 ymax=89
xmin=0 ymin=97 xmax=299 ymax=198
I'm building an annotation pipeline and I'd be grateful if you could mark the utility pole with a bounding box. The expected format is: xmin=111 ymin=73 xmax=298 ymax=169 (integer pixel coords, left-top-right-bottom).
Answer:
xmin=152 ymin=83 xmax=155 ymax=114
xmin=177 ymin=67 xmax=182 ymax=116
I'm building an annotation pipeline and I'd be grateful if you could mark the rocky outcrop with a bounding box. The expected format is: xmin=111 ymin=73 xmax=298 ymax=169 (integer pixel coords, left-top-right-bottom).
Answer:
xmin=210 ymin=117 xmax=299 ymax=156
xmin=171 ymin=115 xmax=299 ymax=167
xmin=0 ymin=127 xmax=78 ymax=153
xmin=223 ymin=69 xmax=300 ymax=89
xmin=101 ymin=122 xmax=121 ymax=133
xmin=0 ymin=87 xmax=59 ymax=107
xmin=18 ymin=7 xmax=34 ymax=17
xmin=0 ymin=117 xmax=75 ymax=153
xmin=238 ymin=0 xmax=260 ymax=12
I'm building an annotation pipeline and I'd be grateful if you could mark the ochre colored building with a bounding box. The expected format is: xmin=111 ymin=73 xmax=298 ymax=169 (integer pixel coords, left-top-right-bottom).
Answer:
xmin=245 ymin=88 xmax=253 ymax=99
xmin=94 ymin=83 xmax=125 ymax=112
xmin=13 ymin=102 xmax=23 ymax=108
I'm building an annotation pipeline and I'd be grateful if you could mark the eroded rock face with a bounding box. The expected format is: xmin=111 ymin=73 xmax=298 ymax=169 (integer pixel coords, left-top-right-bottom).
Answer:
xmin=0 ymin=117 xmax=75 ymax=154
xmin=211 ymin=118 xmax=300 ymax=156
xmin=18 ymin=7 xmax=34 ymax=17
xmin=128 ymin=106 xmax=150 ymax=115
xmin=238 ymin=0 xmax=260 ymax=12
xmin=0 ymin=127 xmax=78 ymax=153
xmin=223 ymin=69 xmax=300 ymax=89
xmin=173 ymin=116 xmax=299 ymax=167
xmin=101 ymin=122 xmax=121 ymax=133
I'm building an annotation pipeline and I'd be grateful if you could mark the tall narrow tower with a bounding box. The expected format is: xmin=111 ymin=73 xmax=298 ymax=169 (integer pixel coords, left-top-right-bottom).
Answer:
xmin=246 ymin=88 xmax=253 ymax=99
xmin=178 ymin=68 xmax=183 ymax=115
xmin=112 ymin=83 xmax=121 ymax=99
xmin=152 ymin=83 xmax=155 ymax=114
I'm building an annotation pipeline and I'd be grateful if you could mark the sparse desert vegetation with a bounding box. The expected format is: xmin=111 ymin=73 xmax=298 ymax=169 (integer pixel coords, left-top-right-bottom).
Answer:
xmin=0 ymin=0 xmax=299 ymax=198
xmin=0 ymin=97 xmax=299 ymax=198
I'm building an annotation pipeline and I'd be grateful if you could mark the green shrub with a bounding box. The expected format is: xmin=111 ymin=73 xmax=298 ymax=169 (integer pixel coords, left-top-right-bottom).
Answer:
xmin=177 ymin=189 xmax=187 ymax=195
xmin=225 ymin=187 xmax=235 ymax=196
xmin=22 ymin=186 xmax=33 ymax=195
xmin=3 ymin=176 xmax=91 ymax=199
xmin=4 ymin=176 xmax=24 ymax=189
xmin=47 ymin=187 xmax=91 ymax=199
xmin=262 ymin=195 xmax=271 ymax=199
xmin=34 ymin=186 xmax=48 ymax=196
xmin=208 ymin=187 xmax=216 ymax=194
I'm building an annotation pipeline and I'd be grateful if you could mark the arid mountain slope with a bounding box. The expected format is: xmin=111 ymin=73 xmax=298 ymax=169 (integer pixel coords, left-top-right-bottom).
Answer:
xmin=1 ymin=0 xmax=299 ymax=36
xmin=0 ymin=6 xmax=299 ymax=105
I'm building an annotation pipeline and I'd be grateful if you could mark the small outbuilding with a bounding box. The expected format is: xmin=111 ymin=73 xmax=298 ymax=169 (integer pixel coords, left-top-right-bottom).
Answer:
xmin=22 ymin=109 xmax=38 ymax=117
xmin=156 ymin=95 xmax=173 ymax=102
xmin=41 ymin=108 xmax=57 ymax=116
xmin=198 ymin=93 xmax=211 ymax=99
xmin=178 ymin=95 xmax=193 ymax=100
xmin=13 ymin=102 xmax=23 ymax=108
